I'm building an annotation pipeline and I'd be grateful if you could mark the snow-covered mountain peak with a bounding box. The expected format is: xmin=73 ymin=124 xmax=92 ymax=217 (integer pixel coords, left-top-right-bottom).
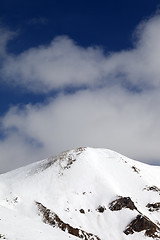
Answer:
xmin=0 ymin=147 xmax=160 ymax=240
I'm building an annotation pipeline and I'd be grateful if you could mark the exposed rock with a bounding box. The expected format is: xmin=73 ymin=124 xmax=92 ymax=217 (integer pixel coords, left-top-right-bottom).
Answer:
xmin=79 ymin=209 xmax=85 ymax=214
xmin=109 ymin=196 xmax=137 ymax=211
xmin=58 ymin=147 xmax=86 ymax=170
xmin=36 ymin=201 xmax=100 ymax=240
xmin=124 ymin=214 xmax=160 ymax=238
xmin=144 ymin=186 xmax=160 ymax=194
xmin=146 ymin=202 xmax=160 ymax=212
xmin=0 ymin=234 xmax=6 ymax=239
xmin=96 ymin=206 xmax=106 ymax=213
xmin=132 ymin=166 xmax=140 ymax=174
xmin=30 ymin=147 xmax=86 ymax=175
xmin=75 ymin=147 xmax=86 ymax=155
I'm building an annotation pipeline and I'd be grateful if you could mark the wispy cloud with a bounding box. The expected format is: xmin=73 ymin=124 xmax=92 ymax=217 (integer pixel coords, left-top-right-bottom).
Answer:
xmin=0 ymin=26 xmax=16 ymax=58
xmin=0 ymin=14 xmax=160 ymax=172
xmin=27 ymin=17 xmax=48 ymax=26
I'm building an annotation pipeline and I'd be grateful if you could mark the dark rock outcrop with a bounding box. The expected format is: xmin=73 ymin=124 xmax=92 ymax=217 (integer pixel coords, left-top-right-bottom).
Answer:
xmin=0 ymin=234 xmax=6 ymax=239
xmin=124 ymin=214 xmax=160 ymax=238
xmin=132 ymin=166 xmax=140 ymax=173
xmin=144 ymin=186 xmax=160 ymax=194
xmin=36 ymin=201 xmax=101 ymax=240
xmin=96 ymin=206 xmax=106 ymax=213
xmin=109 ymin=196 xmax=137 ymax=211
xmin=79 ymin=209 xmax=85 ymax=214
xmin=146 ymin=202 xmax=160 ymax=212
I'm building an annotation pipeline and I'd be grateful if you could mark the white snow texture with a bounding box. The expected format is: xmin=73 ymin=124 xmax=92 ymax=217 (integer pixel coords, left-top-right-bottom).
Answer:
xmin=0 ymin=147 xmax=160 ymax=240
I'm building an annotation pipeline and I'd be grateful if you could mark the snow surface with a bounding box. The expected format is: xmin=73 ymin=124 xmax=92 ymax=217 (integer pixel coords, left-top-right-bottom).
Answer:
xmin=0 ymin=147 xmax=160 ymax=240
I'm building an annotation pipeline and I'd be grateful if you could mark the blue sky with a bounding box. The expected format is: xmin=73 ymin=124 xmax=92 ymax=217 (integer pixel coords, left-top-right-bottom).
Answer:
xmin=1 ymin=1 xmax=159 ymax=53
xmin=0 ymin=0 xmax=160 ymax=172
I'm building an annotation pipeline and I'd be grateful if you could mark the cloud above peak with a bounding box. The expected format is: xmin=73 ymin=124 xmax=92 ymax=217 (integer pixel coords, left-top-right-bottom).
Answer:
xmin=0 ymin=14 xmax=160 ymax=172
xmin=1 ymin=85 xmax=160 ymax=173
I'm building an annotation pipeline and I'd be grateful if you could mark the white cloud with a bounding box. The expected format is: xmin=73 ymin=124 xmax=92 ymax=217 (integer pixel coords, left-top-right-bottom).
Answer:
xmin=1 ymin=36 xmax=105 ymax=92
xmin=0 ymin=14 xmax=160 ymax=172
xmin=0 ymin=26 xmax=15 ymax=58
xmin=1 ymin=86 xmax=160 ymax=172
xmin=2 ymin=15 xmax=160 ymax=92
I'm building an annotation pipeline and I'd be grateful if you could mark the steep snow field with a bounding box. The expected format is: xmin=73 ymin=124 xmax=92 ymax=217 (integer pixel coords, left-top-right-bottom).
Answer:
xmin=0 ymin=147 xmax=160 ymax=240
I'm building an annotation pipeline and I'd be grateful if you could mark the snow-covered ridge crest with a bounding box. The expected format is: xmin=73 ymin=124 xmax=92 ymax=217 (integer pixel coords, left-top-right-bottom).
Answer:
xmin=28 ymin=146 xmax=86 ymax=175
xmin=0 ymin=147 xmax=160 ymax=240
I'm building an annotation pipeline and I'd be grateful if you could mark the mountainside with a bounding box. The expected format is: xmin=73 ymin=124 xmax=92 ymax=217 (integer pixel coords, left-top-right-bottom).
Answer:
xmin=0 ymin=147 xmax=160 ymax=240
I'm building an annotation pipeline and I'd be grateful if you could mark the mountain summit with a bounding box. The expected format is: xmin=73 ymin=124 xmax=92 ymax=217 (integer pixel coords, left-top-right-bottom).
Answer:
xmin=0 ymin=147 xmax=160 ymax=240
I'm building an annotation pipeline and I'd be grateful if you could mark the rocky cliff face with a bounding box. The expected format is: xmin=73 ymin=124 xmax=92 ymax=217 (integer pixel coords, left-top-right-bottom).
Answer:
xmin=0 ymin=147 xmax=160 ymax=240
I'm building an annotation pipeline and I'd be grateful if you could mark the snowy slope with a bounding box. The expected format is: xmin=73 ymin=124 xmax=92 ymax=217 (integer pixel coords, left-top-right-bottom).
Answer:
xmin=0 ymin=147 xmax=160 ymax=240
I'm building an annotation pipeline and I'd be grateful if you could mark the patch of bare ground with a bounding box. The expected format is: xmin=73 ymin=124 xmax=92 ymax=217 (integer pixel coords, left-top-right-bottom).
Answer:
xmin=36 ymin=201 xmax=101 ymax=240
xmin=109 ymin=196 xmax=137 ymax=211
xmin=124 ymin=214 xmax=160 ymax=238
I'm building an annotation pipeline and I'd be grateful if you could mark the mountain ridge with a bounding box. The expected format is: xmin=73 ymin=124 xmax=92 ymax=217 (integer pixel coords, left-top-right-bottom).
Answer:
xmin=0 ymin=147 xmax=160 ymax=240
